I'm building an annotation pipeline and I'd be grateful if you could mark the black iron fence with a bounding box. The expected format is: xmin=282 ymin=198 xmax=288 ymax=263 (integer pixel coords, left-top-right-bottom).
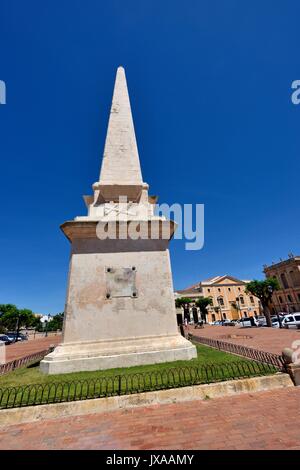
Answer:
xmin=0 ymin=348 xmax=53 ymax=376
xmin=0 ymin=360 xmax=278 ymax=409
xmin=189 ymin=334 xmax=285 ymax=369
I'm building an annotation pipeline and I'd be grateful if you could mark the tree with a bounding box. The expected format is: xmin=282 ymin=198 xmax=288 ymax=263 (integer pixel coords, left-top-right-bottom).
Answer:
xmin=0 ymin=304 xmax=18 ymax=332
xmin=175 ymin=298 xmax=193 ymax=323
xmin=31 ymin=316 xmax=42 ymax=329
xmin=0 ymin=304 xmax=35 ymax=338
xmin=175 ymin=297 xmax=193 ymax=308
xmin=245 ymin=278 xmax=280 ymax=327
xmin=47 ymin=313 xmax=64 ymax=331
xmin=195 ymin=297 xmax=213 ymax=324
xmin=0 ymin=304 xmax=19 ymax=332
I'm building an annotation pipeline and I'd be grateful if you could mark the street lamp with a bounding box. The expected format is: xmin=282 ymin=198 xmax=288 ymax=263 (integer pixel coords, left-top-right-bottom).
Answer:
xmin=14 ymin=314 xmax=20 ymax=343
xmin=44 ymin=314 xmax=51 ymax=337
xmin=217 ymin=297 xmax=223 ymax=325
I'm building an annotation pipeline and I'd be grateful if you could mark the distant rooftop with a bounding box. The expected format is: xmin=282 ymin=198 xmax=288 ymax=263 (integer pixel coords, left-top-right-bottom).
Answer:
xmin=177 ymin=275 xmax=251 ymax=294
xmin=264 ymin=254 xmax=300 ymax=271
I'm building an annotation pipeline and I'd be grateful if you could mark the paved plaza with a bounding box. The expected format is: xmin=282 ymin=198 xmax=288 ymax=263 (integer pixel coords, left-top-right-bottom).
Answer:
xmin=0 ymin=387 xmax=299 ymax=450
xmin=189 ymin=324 xmax=300 ymax=355
xmin=1 ymin=326 xmax=300 ymax=450
xmin=4 ymin=326 xmax=300 ymax=364
xmin=3 ymin=335 xmax=62 ymax=363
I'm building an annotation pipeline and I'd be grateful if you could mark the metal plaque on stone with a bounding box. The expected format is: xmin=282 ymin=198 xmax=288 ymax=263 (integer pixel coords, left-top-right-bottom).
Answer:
xmin=105 ymin=266 xmax=137 ymax=298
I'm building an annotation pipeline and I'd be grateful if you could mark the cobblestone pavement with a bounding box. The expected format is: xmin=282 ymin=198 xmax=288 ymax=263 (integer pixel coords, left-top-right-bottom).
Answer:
xmin=3 ymin=335 xmax=62 ymax=363
xmin=189 ymin=324 xmax=300 ymax=355
xmin=0 ymin=387 xmax=300 ymax=450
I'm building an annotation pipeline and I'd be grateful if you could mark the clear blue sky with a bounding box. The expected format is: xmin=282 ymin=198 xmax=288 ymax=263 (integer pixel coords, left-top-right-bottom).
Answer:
xmin=1 ymin=1 xmax=299 ymax=314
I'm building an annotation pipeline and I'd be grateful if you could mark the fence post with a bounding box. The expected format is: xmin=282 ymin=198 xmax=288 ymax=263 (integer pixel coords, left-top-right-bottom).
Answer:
xmin=118 ymin=375 xmax=122 ymax=395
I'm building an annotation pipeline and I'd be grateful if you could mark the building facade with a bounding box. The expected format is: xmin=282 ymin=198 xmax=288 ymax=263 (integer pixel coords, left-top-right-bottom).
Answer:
xmin=263 ymin=255 xmax=300 ymax=313
xmin=176 ymin=275 xmax=261 ymax=322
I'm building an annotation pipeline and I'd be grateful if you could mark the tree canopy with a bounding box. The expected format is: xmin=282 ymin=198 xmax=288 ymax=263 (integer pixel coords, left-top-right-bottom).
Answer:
xmin=0 ymin=304 xmax=64 ymax=336
xmin=195 ymin=297 xmax=213 ymax=323
xmin=0 ymin=304 xmax=36 ymax=334
xmin=47 ymin=313 xmax=64 ymax=331
xmin=245 ymin=278 xmax=280 ymax=327
xmin=175 ymin=297 xmax=193 ymax=308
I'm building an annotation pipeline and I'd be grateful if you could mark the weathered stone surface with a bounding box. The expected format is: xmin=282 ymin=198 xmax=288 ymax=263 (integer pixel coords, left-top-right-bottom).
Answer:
xmin=282 ymin=347 xmax=294 ymax=364
xmin=40 ymin=67 xmax=196 ymax=374
xmin=286 ymin=362 xmax=300 ymax=385
xmin=99 ymin=66 xmax=143 ymax=186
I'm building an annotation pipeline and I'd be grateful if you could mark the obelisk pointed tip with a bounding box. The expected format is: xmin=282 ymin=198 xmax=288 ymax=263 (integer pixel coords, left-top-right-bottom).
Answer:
xmin=98 ymin=65 xmax=143 ymax=189
xmin=116 ymin=66 xmax=125 ymax=77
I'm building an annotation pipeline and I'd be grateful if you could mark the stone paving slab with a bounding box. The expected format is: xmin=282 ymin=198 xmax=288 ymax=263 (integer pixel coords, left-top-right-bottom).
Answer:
xmin=0 ymin=387 xmax=299 ymax=450
xmin=189 ymin=325 xmax=300 ymax=355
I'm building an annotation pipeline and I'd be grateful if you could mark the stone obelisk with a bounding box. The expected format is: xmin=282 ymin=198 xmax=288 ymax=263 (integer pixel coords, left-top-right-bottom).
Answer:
xmin=40 ymin=67 xmax=196 ymax=374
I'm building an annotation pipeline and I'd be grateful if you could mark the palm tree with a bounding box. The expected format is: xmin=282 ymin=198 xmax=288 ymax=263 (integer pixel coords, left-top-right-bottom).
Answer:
xmin=196 ymin=297 xmax=213 ymax=324
xmin=175 ymin=297 xmax=193 ymax=308
xmin=175 ymin=297 xmax=193 ymax=323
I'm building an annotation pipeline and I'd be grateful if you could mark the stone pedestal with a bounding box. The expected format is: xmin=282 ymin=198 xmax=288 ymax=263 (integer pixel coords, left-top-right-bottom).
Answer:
xmin=282 ymin=348 xmax=300 ymax=385
xmin=40 ymin=231 xmax=196 ymax=374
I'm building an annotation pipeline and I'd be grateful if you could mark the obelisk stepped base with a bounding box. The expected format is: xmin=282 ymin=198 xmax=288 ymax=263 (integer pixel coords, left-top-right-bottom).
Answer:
xmin=40 ymin=334 xmax=196 ymax=374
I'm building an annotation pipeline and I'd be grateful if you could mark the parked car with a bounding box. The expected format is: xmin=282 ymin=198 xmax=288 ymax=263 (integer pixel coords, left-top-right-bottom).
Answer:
xmin=282 ymin=313 xmax=300 ymax=329
xmin=0 ymin=334 xmax=13 ymax=345
xmin=270 ymin=315 xmax=287 ymax=328
xmin=270 ymin=316 xmax=281 ymax=328
xmin=257 ymin=315 xmax=267 ymax=327
xmin=222 ymin=320 xmax=236 ymax=326
xmin=6 ymin=332 xmax=28 ymax=342
xmin=256 ymin=315 xmax=285 ymax=328
xmin=212 ymin=320 xmax=222 ymax=325
xmin=5 ymin=333 xmax=17 ymax=342
xmin=238 ymin=316 xmax=259 ymax=327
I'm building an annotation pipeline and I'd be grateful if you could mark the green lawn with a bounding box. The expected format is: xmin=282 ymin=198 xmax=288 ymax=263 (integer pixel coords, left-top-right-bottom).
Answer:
xmin=1 ymin=344 xmax=253 ymax=388
xmin=0 ymin=344 xmax=277 ymax=408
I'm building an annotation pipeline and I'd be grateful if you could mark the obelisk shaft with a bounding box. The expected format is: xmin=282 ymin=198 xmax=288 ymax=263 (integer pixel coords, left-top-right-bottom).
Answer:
xmin=99 ymin=67 xmax=143 ymax=186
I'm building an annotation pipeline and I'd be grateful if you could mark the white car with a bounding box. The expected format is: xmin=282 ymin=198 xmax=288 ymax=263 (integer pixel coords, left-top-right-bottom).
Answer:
xmin=282 ymin=313 xmax=300 ymax=329
xmin=257 ymin=315 xmax=285 ymax=328
xmin=257 ymin=316 xmax=267 ymax=327
xmin=238 ymin=317 xmax=259 ymax=327
xmin=270 ymin=316 xmax=282 ymax=328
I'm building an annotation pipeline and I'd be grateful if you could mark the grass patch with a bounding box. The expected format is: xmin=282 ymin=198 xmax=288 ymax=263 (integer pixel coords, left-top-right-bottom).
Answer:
xmin=0 ymin=344 xmax=254 ymax=388
xmin=0 ymin=344 xmax=277 ymax=408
